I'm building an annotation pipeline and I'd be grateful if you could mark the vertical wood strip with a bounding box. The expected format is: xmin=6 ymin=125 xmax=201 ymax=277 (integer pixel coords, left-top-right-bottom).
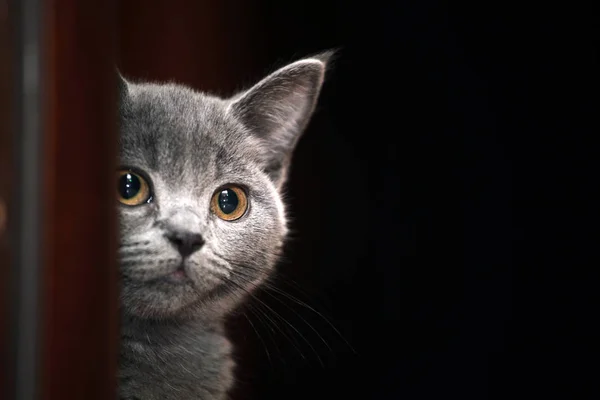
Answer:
xmin=39 ymin=1 xmax=118 ymax=399
xmin=0 ymin=0 xmax=14 ymax=396
xmin=10 ymin=0 xmax=44 ymax=399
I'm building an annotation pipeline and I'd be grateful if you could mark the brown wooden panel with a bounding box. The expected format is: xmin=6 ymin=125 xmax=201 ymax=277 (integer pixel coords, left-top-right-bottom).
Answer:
xmin=117 ymin=0 xmax=266 ymax=93
xmin=39 ymin=1 xmax=118 ymax=399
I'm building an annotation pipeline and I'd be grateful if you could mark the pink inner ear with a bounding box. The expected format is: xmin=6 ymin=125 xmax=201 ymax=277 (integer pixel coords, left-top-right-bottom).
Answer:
xmin=228 ymin=58 xmax=326 ymax=139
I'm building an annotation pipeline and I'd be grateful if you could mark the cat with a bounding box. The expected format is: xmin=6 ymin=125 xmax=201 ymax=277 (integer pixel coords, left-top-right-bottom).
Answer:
xmin=117 ymin=52 xmax=331 ymax=399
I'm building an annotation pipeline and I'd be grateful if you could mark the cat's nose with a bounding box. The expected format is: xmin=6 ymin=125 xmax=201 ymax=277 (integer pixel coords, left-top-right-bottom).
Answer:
xmin=165 ymin=230 xmax=205 ymax=258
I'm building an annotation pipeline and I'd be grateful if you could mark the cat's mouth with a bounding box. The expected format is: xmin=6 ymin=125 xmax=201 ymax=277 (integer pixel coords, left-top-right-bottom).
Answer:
xmin=161 ymin=260 xmax=228 ymax=302
xmin=164 ymin=263 xmax=190 ymax=284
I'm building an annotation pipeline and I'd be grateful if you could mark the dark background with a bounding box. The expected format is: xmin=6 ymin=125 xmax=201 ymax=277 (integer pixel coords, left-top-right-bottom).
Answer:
xmin=117 ymin=1 xmax=597 ymax=399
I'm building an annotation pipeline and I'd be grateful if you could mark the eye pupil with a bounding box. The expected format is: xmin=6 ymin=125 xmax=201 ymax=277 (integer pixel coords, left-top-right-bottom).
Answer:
xmin=218 ymin=189 xmax=239 ymax=214
xmin=119 ymin=173 xmax=141 ymax=200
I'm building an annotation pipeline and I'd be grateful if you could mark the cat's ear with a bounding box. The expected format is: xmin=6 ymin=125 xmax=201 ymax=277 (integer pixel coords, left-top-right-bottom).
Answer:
xmin=117 ymin=69 xmax=130 ymax=100
xmin=228 ymin=51 xmax=333 ymax=187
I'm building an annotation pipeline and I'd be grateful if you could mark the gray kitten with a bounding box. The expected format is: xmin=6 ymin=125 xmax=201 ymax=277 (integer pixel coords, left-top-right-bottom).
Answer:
xmin=117 ymin=53 xmax=330 ymax=399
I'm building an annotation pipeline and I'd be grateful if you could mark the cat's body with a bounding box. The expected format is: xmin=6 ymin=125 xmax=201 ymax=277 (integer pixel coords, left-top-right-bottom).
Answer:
xmin=117 ymin=53 xmax=330 ymax=399
xmin=120 ymin=316 xmax=233 ymax=399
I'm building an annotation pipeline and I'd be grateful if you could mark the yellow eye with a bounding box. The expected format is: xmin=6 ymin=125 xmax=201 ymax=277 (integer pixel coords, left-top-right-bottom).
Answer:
xmin=211 ymin=186 xmax=248 ymax=221
xmin=117 ymin=170 xmax=151 ymax=206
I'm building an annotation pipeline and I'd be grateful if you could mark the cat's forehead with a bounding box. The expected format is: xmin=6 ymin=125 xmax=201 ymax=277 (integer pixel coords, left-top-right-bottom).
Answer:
xmin=119 ymin=83 xmax=249 ymax=181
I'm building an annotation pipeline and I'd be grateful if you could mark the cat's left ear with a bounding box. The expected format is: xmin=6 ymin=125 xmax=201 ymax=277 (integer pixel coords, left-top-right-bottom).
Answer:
xmin=117 ymin=69 xmax=130 ymax=100
xmin=227 ymin=52 xmax=333 ymax=187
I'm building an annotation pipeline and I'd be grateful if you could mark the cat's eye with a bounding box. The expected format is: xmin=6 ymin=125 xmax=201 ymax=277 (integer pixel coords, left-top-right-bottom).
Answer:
xmin=211 ymin=186 xmax=248 ymax=221
xmin=117 ymin=170 xmax=151 ymax=206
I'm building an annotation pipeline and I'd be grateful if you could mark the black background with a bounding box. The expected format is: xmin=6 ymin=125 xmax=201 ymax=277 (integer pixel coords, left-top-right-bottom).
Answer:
xmin=119 ymin=1 xmax=597 ymax=399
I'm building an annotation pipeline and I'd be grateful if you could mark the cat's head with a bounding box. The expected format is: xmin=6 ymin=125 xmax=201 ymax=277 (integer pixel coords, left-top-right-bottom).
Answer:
xmin=118 ymin=53 xmax=330 ymax=319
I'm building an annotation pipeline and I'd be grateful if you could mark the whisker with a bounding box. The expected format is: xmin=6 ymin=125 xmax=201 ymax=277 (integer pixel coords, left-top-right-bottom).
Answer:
xmin=119 ymin=250 xmax=158 ymax=257
xmin=220 ymin=258 xmax=355 ymax=354
xmin=260 ymin=282 xmax=356 ymax=354
xmin=245 ymin=304 xmax=285 ymax=365
xmin=119 ymin=240 xmax=151 ymax=249
xmin=249 ymin=300 xmax=308 ymax=363
xmin=205 ymin=268 xmax=311 ymax=363
xmin=242 ymin=311 xmax=273 ymax=367
xmin=230 ymin=269 xmax=334 ymax=354
xmin=119 ymin=259 xmax=160 ymax=266
xmin=226 ymin=274 xmax=323 ymax=366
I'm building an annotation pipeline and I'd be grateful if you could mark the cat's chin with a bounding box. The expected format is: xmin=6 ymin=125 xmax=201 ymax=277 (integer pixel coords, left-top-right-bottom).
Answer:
xmin=122 ymin=267 xmax=228 ymax=319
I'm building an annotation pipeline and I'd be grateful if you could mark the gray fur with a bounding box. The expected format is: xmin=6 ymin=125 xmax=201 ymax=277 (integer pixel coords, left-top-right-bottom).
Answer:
xmin=117 ymin=53 xmax=330 ymax=399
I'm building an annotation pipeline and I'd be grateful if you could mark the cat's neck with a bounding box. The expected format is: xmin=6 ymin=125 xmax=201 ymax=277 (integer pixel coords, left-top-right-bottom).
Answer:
xmin=121 ymin=312 xmax=225 ymax=344
xmin=119 ymin=311 xmax=234 ymax=399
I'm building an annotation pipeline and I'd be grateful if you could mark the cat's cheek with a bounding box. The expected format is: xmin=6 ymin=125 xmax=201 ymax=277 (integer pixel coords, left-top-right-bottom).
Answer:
xmin=186 ymin=255 xmax=226 ymax=292
xmin=118 ymin=206 xmax=157 ymax=234
xmin=187 ymin=265 xmax=222 ymax=292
